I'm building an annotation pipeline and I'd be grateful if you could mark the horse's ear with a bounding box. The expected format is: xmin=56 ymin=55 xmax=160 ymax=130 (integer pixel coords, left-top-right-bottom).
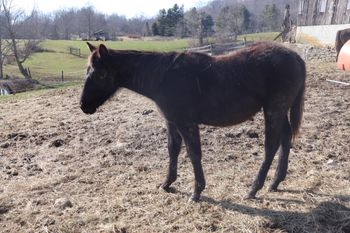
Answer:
xmin=87 ymin=42 xmax=96 ymax=52
xmin=98 ymin=44 xmax=108 ymax=58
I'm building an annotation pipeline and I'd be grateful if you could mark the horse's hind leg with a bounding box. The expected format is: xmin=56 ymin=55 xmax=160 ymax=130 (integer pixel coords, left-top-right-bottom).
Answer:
xmin=246 ymin=110 xmax=285 ymax=199
xmin=269 ymin=116 xmax=292 ymax=192
xmin=161 ymin=122 xmax=182 ymax=192
xmin=177 ymin=124 xmax=205 ymax=202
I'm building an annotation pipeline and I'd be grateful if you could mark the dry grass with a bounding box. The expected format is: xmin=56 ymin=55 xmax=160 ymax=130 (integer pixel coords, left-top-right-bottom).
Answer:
xmin=0 ymin=58 xmax=349 ymax=233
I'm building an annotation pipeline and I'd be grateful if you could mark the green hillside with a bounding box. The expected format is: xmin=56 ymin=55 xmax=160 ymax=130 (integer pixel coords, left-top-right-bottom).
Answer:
xmin=3 ymin=39 xmax=189 ymax=82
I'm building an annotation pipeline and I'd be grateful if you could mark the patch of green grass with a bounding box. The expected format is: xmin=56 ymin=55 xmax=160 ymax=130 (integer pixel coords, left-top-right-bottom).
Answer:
xmin=4 ymin=52 xmax=86 ymax=80
xmin=27 ymin=52 xmax=86 ymax=73
xmin=3 ymin=39 xmax=190 ymax=80
xmin=0 ymin=89 xmax=46 ymax=102
xmin=41 ymin=38 xmax=189 ymax=56
xmin=238 ymin=32 xmax=279 ymax=42
xmin=0 ymin=80 xmax=81 ymax=102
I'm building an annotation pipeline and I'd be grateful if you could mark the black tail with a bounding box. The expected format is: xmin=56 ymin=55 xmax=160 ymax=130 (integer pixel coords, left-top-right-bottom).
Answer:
xmin=290 ymin=59 xmax=306 ymax=141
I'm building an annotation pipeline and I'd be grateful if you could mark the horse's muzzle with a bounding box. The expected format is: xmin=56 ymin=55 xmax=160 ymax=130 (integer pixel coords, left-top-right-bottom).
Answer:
xmin=80 ymin=105 xmax=96 ymax=114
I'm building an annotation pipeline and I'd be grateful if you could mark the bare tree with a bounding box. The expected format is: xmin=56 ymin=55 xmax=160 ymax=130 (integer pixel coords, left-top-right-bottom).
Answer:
xmin=0 ymin=41 xmax=13 ymax=79
xmin=0 ymin=1 xmax=13 ymax=79
xmin=2 ymin=0 xmax=38 ymax=80
xmin=106 ymin=14 xmax=128 ymax=36
xmin=79 ymin=6 xmax=95 ymax=40
xmin=54 ymin=9 xmax=77 ymax=39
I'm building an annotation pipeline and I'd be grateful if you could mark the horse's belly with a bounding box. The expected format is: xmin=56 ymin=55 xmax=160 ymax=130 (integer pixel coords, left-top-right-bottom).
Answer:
xmin=199 ymin=97 xmax=262 ymax=126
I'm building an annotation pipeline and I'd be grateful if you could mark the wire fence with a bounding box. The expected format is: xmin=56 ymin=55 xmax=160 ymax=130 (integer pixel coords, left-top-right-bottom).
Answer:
xmin=0 ymin=83 xmax=74 ymax=94
xmin=29 ymin=69 xmax=86 ymax=84
xmin=0 ymin=68 xmax=86 ymax=96
xmin=0 ymin=46 xmax=89 ymax=96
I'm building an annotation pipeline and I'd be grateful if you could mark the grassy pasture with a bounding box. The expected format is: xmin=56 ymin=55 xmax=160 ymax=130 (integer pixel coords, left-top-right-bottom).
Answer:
xmin=238 ymin=32 xmax=279 ymax=41
xmin=41 ymin=38 xmax=189 ymax=55
xmin=3 ymin=38 xmax=189 ymax=82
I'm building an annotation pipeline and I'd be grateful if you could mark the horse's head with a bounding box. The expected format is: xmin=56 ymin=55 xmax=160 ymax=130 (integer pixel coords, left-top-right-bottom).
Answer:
xmin=80 ymin=42 xmax=119 ymax=114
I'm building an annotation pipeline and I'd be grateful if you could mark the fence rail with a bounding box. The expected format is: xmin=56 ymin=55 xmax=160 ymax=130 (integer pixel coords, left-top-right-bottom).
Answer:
xmin=68 ymin=47 xmax=81 ymax=57
xmin=185 ymin=40 xmax=250 ymax=56
xmin=185 ymin=44 xmax=213 ymax=55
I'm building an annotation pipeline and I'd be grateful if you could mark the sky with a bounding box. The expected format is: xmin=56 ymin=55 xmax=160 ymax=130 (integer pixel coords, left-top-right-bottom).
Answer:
xmin=11 ymin=0 xmax=210 ymax=18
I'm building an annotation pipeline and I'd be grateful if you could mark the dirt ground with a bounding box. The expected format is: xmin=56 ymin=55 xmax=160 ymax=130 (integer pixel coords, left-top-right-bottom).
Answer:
xmin=0 ymin=53 xmax=350 ymax=232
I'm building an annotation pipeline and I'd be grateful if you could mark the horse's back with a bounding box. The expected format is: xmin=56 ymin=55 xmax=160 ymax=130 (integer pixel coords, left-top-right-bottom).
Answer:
xmin=156 ymin=42 xmax=305 ymax=126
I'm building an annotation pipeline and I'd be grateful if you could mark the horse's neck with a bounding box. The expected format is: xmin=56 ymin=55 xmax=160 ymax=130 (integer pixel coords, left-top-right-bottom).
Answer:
xmin=117 ymin=52 xmax=172 ymax=99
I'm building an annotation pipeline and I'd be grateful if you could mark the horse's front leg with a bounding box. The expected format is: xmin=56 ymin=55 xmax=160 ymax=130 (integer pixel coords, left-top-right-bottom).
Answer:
xmin=178 ymin=124 xmax=205 ymax=202
xmin=161 ymin=122 xmax=182 ymax=192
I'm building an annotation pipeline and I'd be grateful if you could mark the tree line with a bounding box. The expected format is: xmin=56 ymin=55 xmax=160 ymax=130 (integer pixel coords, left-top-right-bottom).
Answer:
xmin=151 ymin=1 xmax=287 ymax=44
xmin=0 ymin=0 xmax=296 ymax=41
xmin=1 ymin=5 xmax=149 ymax=40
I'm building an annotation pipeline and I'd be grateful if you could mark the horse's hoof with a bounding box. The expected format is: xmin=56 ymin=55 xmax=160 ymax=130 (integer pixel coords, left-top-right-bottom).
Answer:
xmin=268 ymin=186 xmax=279 ymax=192
xmin=188 ymin=194 xmax=200 ymax=203
xmin=160 ymin=185 xmax=176 ymax=193
xmin=243 ymin=193 xmax=256 ymax=200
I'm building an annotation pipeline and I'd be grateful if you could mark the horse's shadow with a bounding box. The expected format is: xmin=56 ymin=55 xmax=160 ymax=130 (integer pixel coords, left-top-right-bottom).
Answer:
xmin=176 ymin=189 xmax=350 ymax=232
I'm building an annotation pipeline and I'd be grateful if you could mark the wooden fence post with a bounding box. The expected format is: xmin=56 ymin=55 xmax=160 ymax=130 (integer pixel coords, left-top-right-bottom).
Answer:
xmin=61 ymin=71 xmax=64 ymax=82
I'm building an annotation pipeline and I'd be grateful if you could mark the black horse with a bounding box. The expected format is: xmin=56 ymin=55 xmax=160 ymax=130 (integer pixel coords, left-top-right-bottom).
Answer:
xmin=335 ymin=28 xmax=350 ymax=61
xmin=80 ymin=42 xmax=306 ymax=201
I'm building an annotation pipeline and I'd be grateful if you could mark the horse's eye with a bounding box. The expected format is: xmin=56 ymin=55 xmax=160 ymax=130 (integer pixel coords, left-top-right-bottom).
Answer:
xmin=102 ymin=71 xmax=108 ymax=79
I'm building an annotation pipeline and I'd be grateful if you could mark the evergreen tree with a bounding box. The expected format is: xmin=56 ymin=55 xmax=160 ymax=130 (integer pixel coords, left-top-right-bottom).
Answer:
xmin=151 ymin=22 xmax=159 ymax=35
xmin=185 ymin=8 xmax=214 ymax=45
xmin=157 ymin=9 xmax=167 ymax=36
xmin=154 ymin=4 xmax=184 ymax=37
xmin=201 ymin=13 xmax=214 ymax=37
xmin=261 ymin=4 xmax=281 ymax=31
xmin=186 ymin=7 xmax=200 ymax=37
xmin=216 ymin=5 xmax=251 ymax=39
xmin=238 ymin=5 xmax=251 ymax=33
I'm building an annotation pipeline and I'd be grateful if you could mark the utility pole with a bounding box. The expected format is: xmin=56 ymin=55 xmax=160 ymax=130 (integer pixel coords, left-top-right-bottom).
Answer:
xmin=274 ymin=4 xmax=292 ymax=42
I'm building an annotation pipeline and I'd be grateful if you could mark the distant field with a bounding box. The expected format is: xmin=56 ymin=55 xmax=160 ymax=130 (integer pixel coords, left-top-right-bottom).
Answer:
xmin=238 ymin=32 xmax=279 ymax=41
xmin=41 ymin=38 xmax=189 ymax=55
xmin=4 ymin=38 xmax=189 ymax=82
